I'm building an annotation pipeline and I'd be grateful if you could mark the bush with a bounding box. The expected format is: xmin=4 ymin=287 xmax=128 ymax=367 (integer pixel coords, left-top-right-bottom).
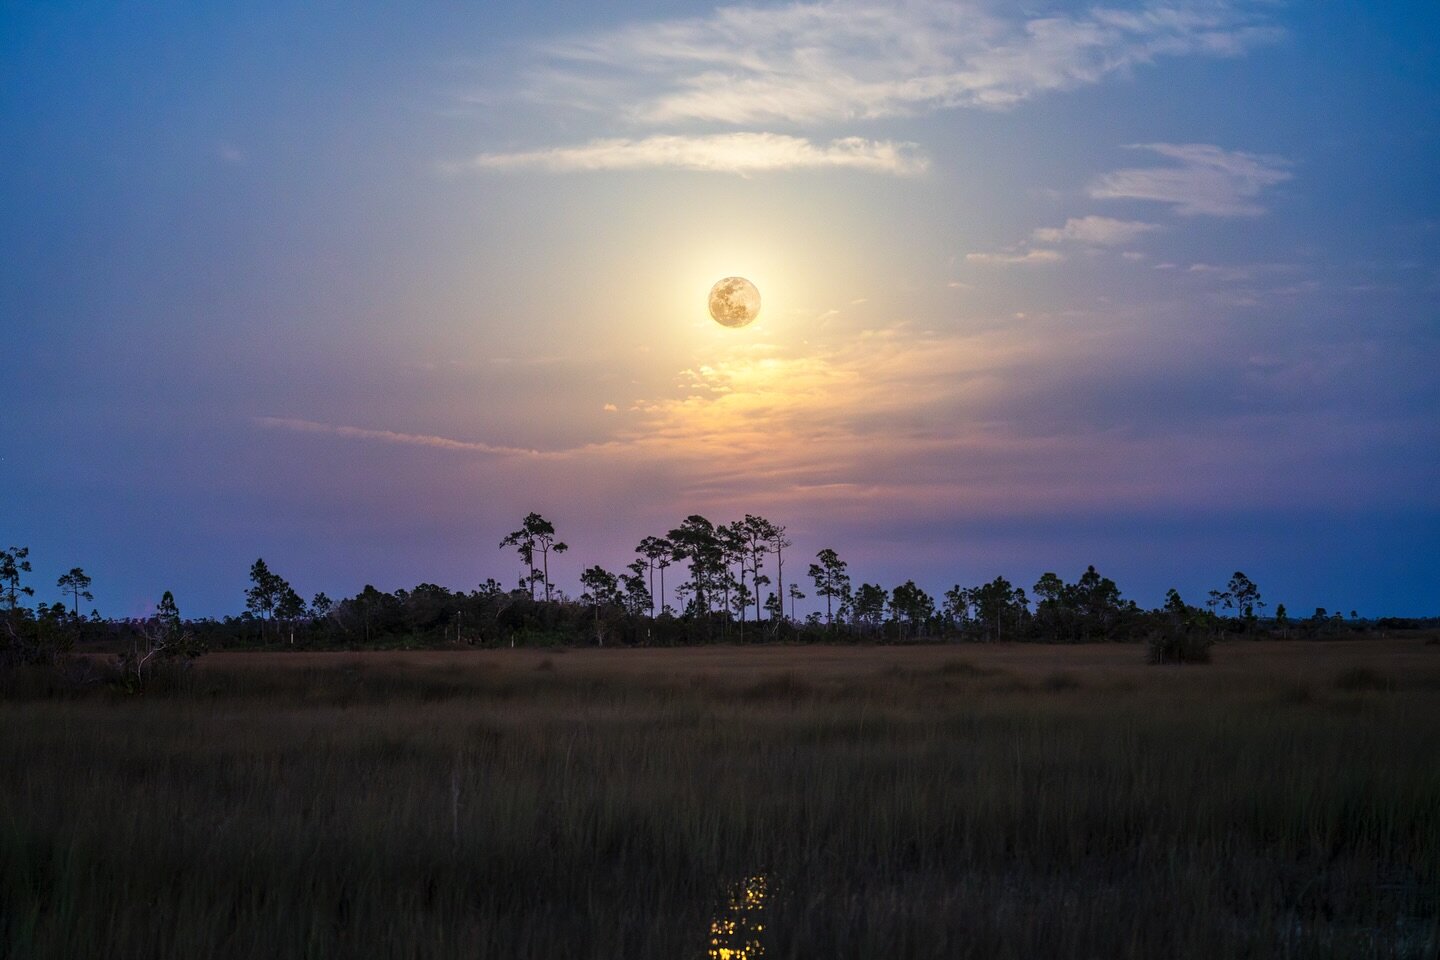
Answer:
xmin=1147 ymin=630 xmax=1214 ymax=665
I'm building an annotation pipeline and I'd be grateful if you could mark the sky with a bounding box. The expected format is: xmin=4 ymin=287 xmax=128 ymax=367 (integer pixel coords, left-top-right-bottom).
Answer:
xmin=3 ymin=1 xmax=1438 ymax=619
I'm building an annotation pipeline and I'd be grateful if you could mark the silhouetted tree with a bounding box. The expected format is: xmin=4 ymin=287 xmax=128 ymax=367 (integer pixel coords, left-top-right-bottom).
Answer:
xmin=1030 ymin=572 xmax=1070 ymax=639
xmin=156 ymin=590 xmax=181 ymax=627
xmin=579 ymin=565 xmax=622 ymax=645
xmin=353 ymin=584 xmax=389 ymax=644
xmin=668 ymin=516 xmax=723 ymax=617
xmin=474 ymin=579 xmax=505 ymax=600
xmin=768 ymin=523 xmax=793 ymax=621
xmin=56 ymin=567 xmax=93 ymax=618
xmin=889 ymin=580 xmax=935 ymax=637
xmin=621 ymin=560 xmax=651 ymax=618
xmin=808 ymin=548 xmax=850 ymax=626
xmin=763 ymin=591 xmax=782 ymax=623
xmin=970 ymin=576 xmax=1027 ymax=642
xmin=582 ymin=567 xmax=621 ymax=603
xmin=788 ymin=582 xmax=806 ymax=621
xmin=1163 ymin=587 xmax=1188 ymax=621
xmin=852 ymin=583 xmax=886 ymax=631
xmin=245 ymin=558 xmax=286 ymax=638
xmin=276 ymin=584 xmax=306 ymax=644
xmin=1148 ymin=587 xmax=1213 ymax=664
xmin=1071 ymin=565 xmax=1121 ymax=641
xmin=943 ymin=585 xmax=973 ymax=633
xmin=579 ymin=565 xmax=620 ymax=605
xmin=734 ymin=514 xmax=779 ymax=623
xmin=729 ymin=578 xmax=754 ymax=636
xmin=654 ymin=541 xmax=674 ymax=615
xmin=500 ymin=513 xmax=568 ymax=602
xmin=119 ymin=591 xmax=204 ymax=690
xmin=636 ymin=536 xmax=672 ymax=618
xmin=1227 ymin=571 xmax=1264 ymax=622
xmin=2 ymin=546 xmax=34 ymax=610
xmin=717 ymin=521 xmax=745 ymax=630
xmin=1208 ymin=571 xmax=1263 ymax=631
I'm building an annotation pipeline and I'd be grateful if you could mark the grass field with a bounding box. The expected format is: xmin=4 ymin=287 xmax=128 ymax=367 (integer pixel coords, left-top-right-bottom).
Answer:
xmin=3 ymin=639 xmax=1438 ymax=958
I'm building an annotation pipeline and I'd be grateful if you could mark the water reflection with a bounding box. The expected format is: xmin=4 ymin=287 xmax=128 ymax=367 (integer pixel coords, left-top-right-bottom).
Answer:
xmin=707 ymin=874 xmax=769 ymax=960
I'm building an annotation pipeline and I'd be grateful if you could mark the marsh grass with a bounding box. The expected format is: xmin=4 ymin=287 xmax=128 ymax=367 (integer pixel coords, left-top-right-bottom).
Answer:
xmin=3 ymin=642 xmax=1439 ymax=958
xmin=1334 ymin=666 xmax=1393 ymax=693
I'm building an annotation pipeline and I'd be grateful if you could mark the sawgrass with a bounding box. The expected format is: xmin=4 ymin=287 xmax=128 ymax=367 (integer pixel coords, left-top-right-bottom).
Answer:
xmin=3 ymin=640 xmax=1438 ymax=958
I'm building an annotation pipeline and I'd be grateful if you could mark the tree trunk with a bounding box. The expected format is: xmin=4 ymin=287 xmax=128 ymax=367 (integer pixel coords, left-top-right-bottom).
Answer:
xmin=776 ymin=547 xmax=784 ymax=622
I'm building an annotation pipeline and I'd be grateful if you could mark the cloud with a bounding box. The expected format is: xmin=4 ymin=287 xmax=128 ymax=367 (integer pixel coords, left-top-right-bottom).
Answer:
xmin=522 ymin=0 xmax=1282 ymax=127
xmin=965 ymin=248 xmax=1065 ymax=266
xmin=1184 ymin=261 xmax=1296 ymax=282
xmin=968 ymin=215 xmax=1157 ymax=270
xmin=465 ymin=133 xmax=928 ymax=175
xmin=595 ymin=326 xmax=1047 ymax=504
xmin=215 ymin=143 xmax=245 ymax=165
xmin=568 ymin=309 xmax=1410 ymax=516
xmin=254 ymin=417 xmax=544 ymax=457
xmin=1089 ymin=143 xmax=1291 ymax=216
xmin=1031 ymin=215 xmax=1161 ymax=246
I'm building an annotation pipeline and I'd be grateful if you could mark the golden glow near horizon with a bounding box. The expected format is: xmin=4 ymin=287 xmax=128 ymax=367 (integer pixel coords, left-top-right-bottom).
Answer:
xmin=707 ymin=874 xmax=769 ymax=960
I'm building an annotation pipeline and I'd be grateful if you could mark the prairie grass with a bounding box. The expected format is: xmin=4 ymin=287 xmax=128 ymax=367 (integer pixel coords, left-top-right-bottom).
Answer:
xmin=3 ymin=640 xmax=1438 ymax=958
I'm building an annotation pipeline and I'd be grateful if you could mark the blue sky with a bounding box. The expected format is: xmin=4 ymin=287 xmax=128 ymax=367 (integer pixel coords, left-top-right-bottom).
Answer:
xmin=3 ymin=1 xmax=1437 ymax=618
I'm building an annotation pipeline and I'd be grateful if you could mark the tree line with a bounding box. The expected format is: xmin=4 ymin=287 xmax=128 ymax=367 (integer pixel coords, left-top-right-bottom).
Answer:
xmin=0 ymin=522 xmax=1410 ymax=664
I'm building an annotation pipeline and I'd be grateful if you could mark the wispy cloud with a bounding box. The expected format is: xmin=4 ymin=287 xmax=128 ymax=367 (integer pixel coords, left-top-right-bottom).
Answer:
xmin=965 ymin=248 xmax=1065 ymax=266
xmin=1184 ymin=261 xmax=1298 ymax=282
xmin=1032 ymin=215 xmax=1161 ymax=246
xmin=254 ymin=417 xmax=545 ymax=457
xmin=1090 ymin=143 xmax=1291 ymax=216
xmin=465 ymin=133 xmax=927 ymax=175
xmin=215 ymin=142 xmax=245 ymax=165
xmin=523 ymin=1 xmax=1282 ymax=127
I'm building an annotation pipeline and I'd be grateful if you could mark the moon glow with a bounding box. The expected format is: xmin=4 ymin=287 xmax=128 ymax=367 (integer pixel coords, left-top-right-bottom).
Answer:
xmin=708 ymin=277 xmax=761 ymax=328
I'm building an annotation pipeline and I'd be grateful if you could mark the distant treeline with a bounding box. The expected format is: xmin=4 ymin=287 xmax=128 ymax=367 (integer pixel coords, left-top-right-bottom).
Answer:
xmin=185 ymin=576 xmax=1406 ymax=653
xmin=3 ymin=512 xmax=1417 ymax=665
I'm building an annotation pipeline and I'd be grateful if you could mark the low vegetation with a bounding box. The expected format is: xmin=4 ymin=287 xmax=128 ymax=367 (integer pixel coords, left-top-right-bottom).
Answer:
xmin=3 ymin=642 xmax=1438 ymax=958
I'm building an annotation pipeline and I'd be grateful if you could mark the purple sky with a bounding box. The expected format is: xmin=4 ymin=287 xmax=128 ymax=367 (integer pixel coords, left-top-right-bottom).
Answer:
xmin=3 ymin=1 xmax=1437 ymax=618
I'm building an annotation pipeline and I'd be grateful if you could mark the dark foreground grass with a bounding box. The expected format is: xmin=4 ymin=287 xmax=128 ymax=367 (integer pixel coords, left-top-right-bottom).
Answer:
xmin=3 ymin=642 xmax=1439 ymax=959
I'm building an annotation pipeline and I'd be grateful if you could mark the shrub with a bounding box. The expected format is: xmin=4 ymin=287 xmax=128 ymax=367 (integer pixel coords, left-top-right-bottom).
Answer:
xmin=1147 ymin=630 xmax=1213 ymax=665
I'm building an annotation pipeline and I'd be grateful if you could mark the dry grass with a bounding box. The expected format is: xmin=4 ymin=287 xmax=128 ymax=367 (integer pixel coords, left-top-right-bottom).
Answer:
xmin=3 ymin=639 xmax=1438 ymax=958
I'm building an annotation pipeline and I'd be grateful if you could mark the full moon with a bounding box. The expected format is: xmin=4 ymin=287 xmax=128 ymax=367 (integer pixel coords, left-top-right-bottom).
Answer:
xmin=708 ymin=277 xmax=761 ymax=328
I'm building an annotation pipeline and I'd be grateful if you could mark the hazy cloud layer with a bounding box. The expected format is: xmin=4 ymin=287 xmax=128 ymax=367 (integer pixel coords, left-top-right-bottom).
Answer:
xmin=467 ymin=133 xmax=928 ymax=175
xmin=1090 ymin=142 xmax=1292 ymax=216
xmin=254 ymin=417 xmax=544 ymax=458
xmin=965 ymin=248 xmax=1066 ymax=266
xmin=525 ymin=1 xmax=1281 ymax=126
xmin=560 ymin=312 xmax=1426 ymax=516
xmin=1032 ymin=215 xmax=1161 ymax=245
